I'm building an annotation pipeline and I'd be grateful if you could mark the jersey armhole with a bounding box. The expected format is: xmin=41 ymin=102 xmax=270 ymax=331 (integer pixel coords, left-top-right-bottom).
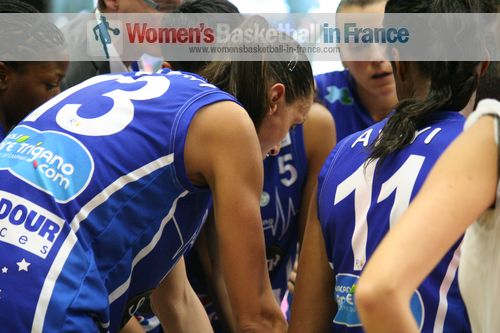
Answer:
xmin=170 ymin=90 xmax=238 ymax=193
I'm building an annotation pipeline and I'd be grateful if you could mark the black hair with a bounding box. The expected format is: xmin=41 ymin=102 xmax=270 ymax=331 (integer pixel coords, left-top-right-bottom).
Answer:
xmin=0 ymin=0 xmax=38 ymax=13
xmin=169 ymin=0 xmax=242 ymax=74
xmin=368 ymin=0 xmax=495 ymax=164
xmin=98 ymin=0 xmax=105 ymax=10
xmin=337 ymin=0 xmax=385 ymax=12
xmin=0 ymin=0 xmax=65 ymax=65
xmin=0 ymin=0 xmax=38 ymax=70
xmin=200 ymin=16 xmax=314 ymax=130
xmin=175 ymin=0 xmax=240 ymax=15
xmin=476 ymin=62 xmax=500 ymax=104
xmin=18 ymin=0 xmax=48 ymax=12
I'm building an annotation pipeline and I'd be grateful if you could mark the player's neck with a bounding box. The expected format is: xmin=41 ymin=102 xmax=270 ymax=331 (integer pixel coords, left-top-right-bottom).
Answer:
xmin=357 ymin=85 xmax=397 ymax=122
xmin=461 ymin=91 xmax=477 ymax=119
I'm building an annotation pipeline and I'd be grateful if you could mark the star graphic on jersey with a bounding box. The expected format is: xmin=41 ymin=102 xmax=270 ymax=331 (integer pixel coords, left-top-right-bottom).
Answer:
xmin=1 ymin=266 xmax=7 ymax=274
xmin=324 ymin=86 xmax=354 ymax=105
xmin=16 ymin=259 xmax=31 ymax=272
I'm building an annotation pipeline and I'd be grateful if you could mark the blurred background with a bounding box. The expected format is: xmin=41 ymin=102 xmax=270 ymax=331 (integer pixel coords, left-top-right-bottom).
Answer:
xmin=26 ymin=0 xmax=340 ymax=14
xmin=22 ymin=0 xmax=343 ymax=73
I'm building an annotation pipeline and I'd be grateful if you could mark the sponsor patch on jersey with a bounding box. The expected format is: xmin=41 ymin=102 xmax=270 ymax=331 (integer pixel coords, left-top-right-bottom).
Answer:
xmin=334 ymin=274 xmax=362 ymax=327
xmin=333 ymin=273 xmax=424 ymax=328
xmin=0 ymin=191 xmax=65 ymax=258
xmin=0 ymin=126 xmax=94 ymax=203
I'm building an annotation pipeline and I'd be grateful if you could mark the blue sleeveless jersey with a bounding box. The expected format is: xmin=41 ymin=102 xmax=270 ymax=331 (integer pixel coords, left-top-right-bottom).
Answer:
xmin=185 ymin=126 xmax=308 ymax=331
xmin=317 ymin=112 xmax=470 ymax=332
xmin=315 ymin=70 xmax=375 ymax=142
xmin=0 ymin=69 xmax=236 ymax=333
xmin=261 ymin=126 xmax=307 ymax=300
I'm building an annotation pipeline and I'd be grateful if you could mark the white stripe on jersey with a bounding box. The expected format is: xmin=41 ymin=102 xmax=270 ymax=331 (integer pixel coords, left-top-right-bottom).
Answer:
xmin=32 ymin=230 xmax=79 ymax=333
xmin=32 ymin=154 xmax=175 ymax=333
xmin=433 ymin=244 xmax=462 ymax=333
xmin=108 ymin=189 xmax=188 ymax=304
xmin=70 ymin=154 xmax=175 ymax=233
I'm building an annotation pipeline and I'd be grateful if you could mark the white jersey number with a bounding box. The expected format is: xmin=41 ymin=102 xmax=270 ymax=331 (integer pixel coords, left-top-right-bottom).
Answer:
xmin=25 ymin=74 xmax=170 ymax=136
xmin=334 ymin=155 xmax=425 ymax=271
xmin=278 ymin=154 xmax=298 ymax=187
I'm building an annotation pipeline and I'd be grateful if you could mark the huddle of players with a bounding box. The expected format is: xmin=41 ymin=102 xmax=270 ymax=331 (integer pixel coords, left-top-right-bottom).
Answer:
xmin=0 ymin=0 xmax=499 ymax=332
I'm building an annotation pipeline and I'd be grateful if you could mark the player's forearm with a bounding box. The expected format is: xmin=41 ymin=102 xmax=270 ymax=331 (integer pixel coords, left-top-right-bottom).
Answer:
xmin=152 ymin=284 xmax=214 ymax=333
xmin=289 ymin=210 xmax=336 ymax=333
xmin=358 ymin=306 xmax=418 ymax=333
xmin=150 ymin=257 xmax=213 ymax=333
xmin=209 ymin=268 xmax=236 ymax=332
xmin=196 ymin=221 xmax=236 ymax=332
xmin=233 ymin=293 xmax=287 ymax=333
xmin=356 ymin=283 xmax=418 ymax=333
xmin=222 ymin=253 xmax=286 ymax=333
xmin=220 ymin=241 xmax=286 ymax=332
xmin=216 ymin=205 xmax=286 ymax=332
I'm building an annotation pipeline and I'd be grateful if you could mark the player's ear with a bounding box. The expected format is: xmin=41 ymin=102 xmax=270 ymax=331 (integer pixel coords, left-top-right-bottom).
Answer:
xmin=268 ymin=83 xmax=285 ymax=115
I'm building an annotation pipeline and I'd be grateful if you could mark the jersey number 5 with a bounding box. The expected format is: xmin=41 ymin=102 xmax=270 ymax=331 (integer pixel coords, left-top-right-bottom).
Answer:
xmin=278 ymin=154 xmax=298 ymax=187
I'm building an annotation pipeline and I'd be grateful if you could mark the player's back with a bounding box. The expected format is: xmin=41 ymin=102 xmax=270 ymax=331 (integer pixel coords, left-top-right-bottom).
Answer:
xmin=318 ymin=111 xmax=470 ymax=332
xmin=0 ymin=69 xmax=236 ymax=332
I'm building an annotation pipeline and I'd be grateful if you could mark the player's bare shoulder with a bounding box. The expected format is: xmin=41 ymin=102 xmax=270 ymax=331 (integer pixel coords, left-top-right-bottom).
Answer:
xmin=184 ymin=101 xmax=261 ymax=187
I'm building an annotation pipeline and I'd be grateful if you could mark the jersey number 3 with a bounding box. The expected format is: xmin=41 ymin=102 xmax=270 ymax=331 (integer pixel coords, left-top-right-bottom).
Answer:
xmin=24 ymin=74 xmax=170 ymax=136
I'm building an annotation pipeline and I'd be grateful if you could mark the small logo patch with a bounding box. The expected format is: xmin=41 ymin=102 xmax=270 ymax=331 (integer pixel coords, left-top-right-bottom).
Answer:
xmin=260 ymin=191 xmax=270 ymax=207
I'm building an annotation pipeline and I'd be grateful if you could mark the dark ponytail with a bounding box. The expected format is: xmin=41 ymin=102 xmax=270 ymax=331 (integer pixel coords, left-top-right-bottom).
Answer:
xmin=368 ymin=0 xmax=495 ymax=163
xmin=202 ymin=61 xmax=269 ymax=129
xmin=201 ymin=17 xmax=314 ymax=130
xmin=476 ymin=62 xmax=500 ymax=104
xmin=370 ymin=62 xmax=481 ymax=162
